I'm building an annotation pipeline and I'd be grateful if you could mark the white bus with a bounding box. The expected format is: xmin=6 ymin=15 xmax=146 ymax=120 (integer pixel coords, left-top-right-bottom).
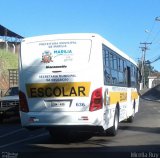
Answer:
xmin=19 ymin=33 xmax=140 ymax=139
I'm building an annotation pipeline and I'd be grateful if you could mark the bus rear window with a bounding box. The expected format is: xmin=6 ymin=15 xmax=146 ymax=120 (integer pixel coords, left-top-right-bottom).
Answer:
xmin=21 ymin=39 xmax=92 ymax=71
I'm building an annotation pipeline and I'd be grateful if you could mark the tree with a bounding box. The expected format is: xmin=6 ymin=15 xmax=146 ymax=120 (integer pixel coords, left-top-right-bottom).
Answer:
xmin=138 ymin=59 xmax=158 ymax=87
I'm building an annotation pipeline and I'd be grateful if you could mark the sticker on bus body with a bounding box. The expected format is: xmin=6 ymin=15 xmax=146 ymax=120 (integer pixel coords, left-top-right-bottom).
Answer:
xmin=26 ymin=82 xmax=91 ymax=98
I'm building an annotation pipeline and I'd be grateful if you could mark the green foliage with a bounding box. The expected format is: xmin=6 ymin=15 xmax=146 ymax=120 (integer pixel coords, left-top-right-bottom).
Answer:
xmin=0 ymin=49 xmax=18 ymax=76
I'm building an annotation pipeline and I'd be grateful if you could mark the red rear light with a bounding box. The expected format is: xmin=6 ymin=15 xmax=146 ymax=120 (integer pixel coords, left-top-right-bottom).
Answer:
xmin=19 ymin=90 xmax=29 ymax=112
xmin=89 ymin=87 xmax=103 ymax=112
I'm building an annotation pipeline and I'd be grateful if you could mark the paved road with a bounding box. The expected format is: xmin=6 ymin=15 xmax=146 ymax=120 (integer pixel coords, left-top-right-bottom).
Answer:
xmin=141 ymin=84 xmax=160 ymax=102
xmin=0 ymin=98 xmax=160 ymax=158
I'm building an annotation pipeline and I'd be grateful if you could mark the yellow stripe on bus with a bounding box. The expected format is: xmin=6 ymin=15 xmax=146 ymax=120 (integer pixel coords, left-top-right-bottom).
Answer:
xmin=131 ymin=91 xmax=139 ymax=100
xmin=109 ymin=92 xmax=127 ymax=105
xmin=109 ymin=91 xmax=139 ymax=105
xmin=26 ymin=82 xmax=91 ymax=98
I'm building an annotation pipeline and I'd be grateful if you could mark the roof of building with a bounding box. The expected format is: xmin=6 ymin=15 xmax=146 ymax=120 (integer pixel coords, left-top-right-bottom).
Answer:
xmin=0 ymin=24 xmax=24 ymax=39
xmin=148 ymin=72 xmax=160 ymax=78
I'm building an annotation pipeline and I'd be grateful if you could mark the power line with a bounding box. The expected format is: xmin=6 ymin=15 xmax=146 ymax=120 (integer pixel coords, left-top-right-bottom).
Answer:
xmin=146 ymin=55 xmax=160 ymax=64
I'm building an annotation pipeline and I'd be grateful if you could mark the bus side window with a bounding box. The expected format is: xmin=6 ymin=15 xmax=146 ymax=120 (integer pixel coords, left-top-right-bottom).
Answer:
xmin=123 ymin=61 xmax=127 ymax=85
xmin=118 ymin=58 xmax=125 ymax=86
xmin=130 ymin=65 xmax=137 ymax=87
xmin=127 ymin=66 xmax=131 ymax=87
xmin=110 ymin=53 xmax=113 ymax=69
xmin=113 ymin=54 xmax=118 ymax=70
xmin=110 ymin=53 xmax=118 ymax=85
xmin=103 ymin=49 xmax=111 ymax=85
xmin=137 ymin=68 xmax=142 ymax=83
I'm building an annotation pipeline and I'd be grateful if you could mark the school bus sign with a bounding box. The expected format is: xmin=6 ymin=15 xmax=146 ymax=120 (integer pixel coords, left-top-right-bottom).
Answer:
xmin=26 ymin=82 xmax=91 ymax=98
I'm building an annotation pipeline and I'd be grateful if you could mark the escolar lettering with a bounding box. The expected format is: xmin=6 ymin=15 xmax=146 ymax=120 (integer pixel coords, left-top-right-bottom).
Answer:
xmin=26 ymin=82 xmax=90 ymax=98
xmin=120 ymin=93 xmax=127 ymax=101
xmin=29 ymin=86 xmax=86 ymax=98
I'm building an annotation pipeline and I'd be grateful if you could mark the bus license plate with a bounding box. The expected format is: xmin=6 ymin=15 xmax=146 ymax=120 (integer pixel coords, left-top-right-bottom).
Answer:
xmin=51 ymin=101 xmax=70 ymax=108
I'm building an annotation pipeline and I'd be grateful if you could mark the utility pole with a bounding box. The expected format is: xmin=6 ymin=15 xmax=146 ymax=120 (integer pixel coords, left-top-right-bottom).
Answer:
xmin=139 ymin=42 xmax=152 ymax=89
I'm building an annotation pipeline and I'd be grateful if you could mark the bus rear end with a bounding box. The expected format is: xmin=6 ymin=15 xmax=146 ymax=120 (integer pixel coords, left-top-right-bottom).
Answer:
xmin=19 ymin=34 xmax=104 ymax=135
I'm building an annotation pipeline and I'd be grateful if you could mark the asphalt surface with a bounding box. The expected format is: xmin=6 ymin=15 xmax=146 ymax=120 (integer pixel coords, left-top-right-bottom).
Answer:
xmin=141 ymin=84 xmax=160 ymax=102
xmin=0 ymin=86 xmax=160 ymax=158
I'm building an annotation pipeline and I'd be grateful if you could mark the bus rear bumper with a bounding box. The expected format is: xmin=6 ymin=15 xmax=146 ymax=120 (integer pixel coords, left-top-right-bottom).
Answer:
xmin=20 ymin=110 xmax=104 ymax=133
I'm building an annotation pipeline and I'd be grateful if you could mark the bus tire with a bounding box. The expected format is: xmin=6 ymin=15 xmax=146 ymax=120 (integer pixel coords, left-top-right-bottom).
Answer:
xmin=127 ymin=105 xmax=135 ymax=123
xmin=106 ymin=108 xmax=119 ymax=136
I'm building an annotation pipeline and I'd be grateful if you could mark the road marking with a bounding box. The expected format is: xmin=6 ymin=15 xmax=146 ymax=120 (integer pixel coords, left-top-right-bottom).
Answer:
xmin=0 ymin=128 xmax=24 ymax=138
xmin=0 ymin=132 xmax=48 ymax=148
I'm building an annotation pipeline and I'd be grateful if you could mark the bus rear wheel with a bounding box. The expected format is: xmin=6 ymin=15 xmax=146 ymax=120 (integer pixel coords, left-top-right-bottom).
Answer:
xmin=106 ymin=108 xmax=119 ymax=136
xmin=127 ymin=106 xmax=135 ymax=123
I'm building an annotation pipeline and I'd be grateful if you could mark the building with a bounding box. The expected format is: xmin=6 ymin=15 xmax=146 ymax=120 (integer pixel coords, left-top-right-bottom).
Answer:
xmin=0 ymin=24 xmax=24 ymax=54
xmin=148 ymin=72 xmax=160 ymax=88
xmin=0 ymin=24 xmax=23 ymax=96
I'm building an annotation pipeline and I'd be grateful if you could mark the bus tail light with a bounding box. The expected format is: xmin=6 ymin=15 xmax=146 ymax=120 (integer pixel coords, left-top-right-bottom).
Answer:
xmin=19 ymin=90 xmax=29 ymax=112
xmin=89 ymin=87 xmax=103 ymax=112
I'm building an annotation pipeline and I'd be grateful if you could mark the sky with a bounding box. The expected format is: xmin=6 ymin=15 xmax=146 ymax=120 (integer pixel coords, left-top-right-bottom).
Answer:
xmin=1 ymin=0 xmax=160 ymax=71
